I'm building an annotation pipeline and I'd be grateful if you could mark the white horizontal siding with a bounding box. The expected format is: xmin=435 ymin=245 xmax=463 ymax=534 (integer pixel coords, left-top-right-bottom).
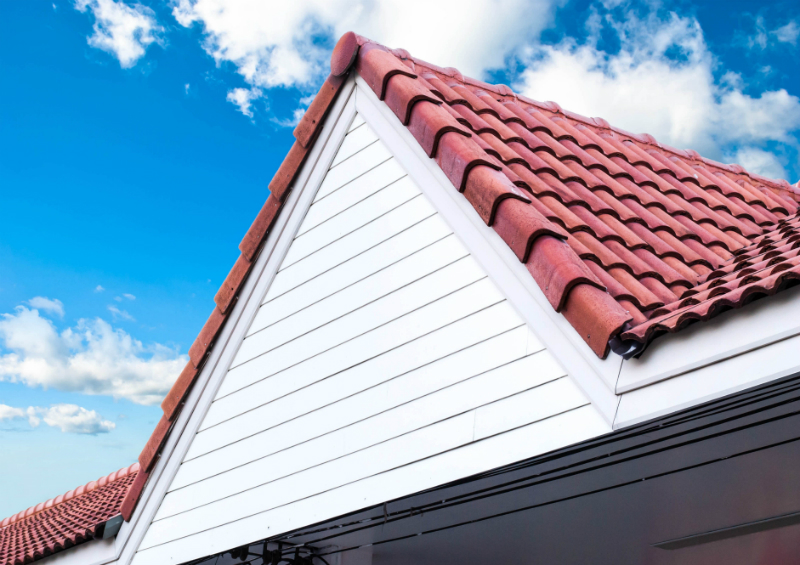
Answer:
xmin=136 ymin=115 xmax=608 ymax=563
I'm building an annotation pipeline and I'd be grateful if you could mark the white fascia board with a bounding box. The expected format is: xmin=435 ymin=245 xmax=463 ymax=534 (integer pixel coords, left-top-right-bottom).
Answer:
xmin=618 ymin=284 xmax=800 ymax=393
xmin=114 ymin=76 xmax=358 ymax=565
xmin=616 ymin=329 xmax=800 ymax=427
xmin=353 ymin=76 xmax=621 ymax=425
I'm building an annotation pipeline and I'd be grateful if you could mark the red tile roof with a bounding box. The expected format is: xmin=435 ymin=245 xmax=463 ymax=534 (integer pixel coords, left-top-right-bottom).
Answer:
xmin=119 ymin=31 xmax=800 ymax=532
xmin=0 ymin=463 xmax=138 ymax=565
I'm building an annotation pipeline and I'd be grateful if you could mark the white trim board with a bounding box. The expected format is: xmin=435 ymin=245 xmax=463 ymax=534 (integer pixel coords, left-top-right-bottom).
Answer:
xmin=117 ymin=77 xmax=359 ymax=565
xmin=353 ymin=77 xmax=622 ymax=424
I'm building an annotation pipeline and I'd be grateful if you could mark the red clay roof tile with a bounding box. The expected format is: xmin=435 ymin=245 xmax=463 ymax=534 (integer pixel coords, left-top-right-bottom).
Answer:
xmin=0 ymin=464 xmax=138 ymax=565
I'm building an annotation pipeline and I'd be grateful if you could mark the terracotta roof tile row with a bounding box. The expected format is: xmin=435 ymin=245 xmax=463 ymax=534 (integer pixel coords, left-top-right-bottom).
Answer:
xmin=347 ymin=34 xmax=800 ymax=357
xmin=0 ymin=464 xmax=138 ymax=565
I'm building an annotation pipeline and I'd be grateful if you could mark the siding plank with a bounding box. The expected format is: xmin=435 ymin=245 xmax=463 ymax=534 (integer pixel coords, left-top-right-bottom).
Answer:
xmin=178 ymin=304 xmax=524 ymax=486
xmin=315 ymin=140 xmax=391 ymax=201
xmin=297 ymin=159 xmax=406 ymax=236
xmin=236 ymin=256 xmax=486 ymax=366
xmin=329 ymin=123 xmax=378 ymax=168
xmin=281 ymin=177 xmax=420 ymax=269
xmin=157 ymin=351 xmax=563 ymax=520
xmin=247 ymin=233 xmax=468 ymax=338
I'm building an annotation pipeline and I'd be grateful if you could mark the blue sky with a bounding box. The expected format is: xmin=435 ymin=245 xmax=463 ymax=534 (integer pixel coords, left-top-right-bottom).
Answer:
xmin=1 ymin=0 xmax=798 ymax=518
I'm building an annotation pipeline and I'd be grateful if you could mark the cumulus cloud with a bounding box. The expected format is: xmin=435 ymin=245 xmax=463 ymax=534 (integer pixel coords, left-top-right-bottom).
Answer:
xmin=0 ymin=403 xmax=115 ymax=434
xmin=226 ymin=87 xmax=259 ymax=117
xmin=94 ymin=285 xmax=105 ymax=293
xmin=726 ymin=147 xmax=787 ymax=179
xmin=0 ymin=404 xmax=26 ymax=421
xmin=26 ymin=297 xmax=65 ymax=318
xmin=0 ymin=304 xmax=187 ymax=405
xmin=173 ymin=0 xmax=563 ymax=120
xmin=123 ymin=293 xmax=136 ymax=300
xmin=515 ymin=7 xmax=800 ymax=178
xmin=74 ymin=0 xmax=163 ymax=68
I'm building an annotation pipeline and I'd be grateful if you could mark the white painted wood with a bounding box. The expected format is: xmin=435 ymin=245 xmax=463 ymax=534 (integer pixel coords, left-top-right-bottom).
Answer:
xmin=156 ymin=351 xmax=564 ymax=520
xmin=353 ymin=77 xmax=622 ymax=423
xmin=121 ymin=78 xmax=360 ymax=565
xmin=347 ymin=114 xmax=365 ymax=133
xmin=235 ymin=257 xmax=486 ymax=368
xmin=259 ymin=220 xmax=452 ymax=331
xmin=245 ymin=233 xmax=468 ymax=340
xmin=617 ymin=284 xmax=800 ymax=393
xmin=330 ymin=122 xmax=379 ymax=167
xmin=297 ymin=159 xmax=406 ymax=237
xmin=175 ymin=306 xmax=526 ymax=486
xmin=315 ymin=140 xmax=391 ymax=201
xmin=133 ymin=407 xmax=606 ymax=564
xmin=221 ymin=278 xmax=504 ymax=399
xmin=474 ymin=377 xmax=588 ymax=439
xmin=270 ymin=197 xmax=437 ymax=290
xmin=616 ymin=331 xmax=800 ymax=427
xmin=281 ymin=177 xmax=420 ymax=269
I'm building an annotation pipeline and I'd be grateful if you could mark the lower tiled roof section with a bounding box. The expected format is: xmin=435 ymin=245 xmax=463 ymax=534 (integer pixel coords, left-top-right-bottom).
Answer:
xmin=0 ymin=463 xmax=138 ymax=565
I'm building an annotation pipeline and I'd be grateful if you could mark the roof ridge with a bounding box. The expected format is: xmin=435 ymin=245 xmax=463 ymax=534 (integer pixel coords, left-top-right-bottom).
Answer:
xmin=0 ymin=462 xmax=139 ymax=530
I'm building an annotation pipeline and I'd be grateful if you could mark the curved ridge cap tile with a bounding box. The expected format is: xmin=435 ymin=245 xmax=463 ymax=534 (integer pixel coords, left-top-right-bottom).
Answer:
xmin=383 ymin=73 xmax=441 ymax=125
xmin=562 ymin=284 xmax=632 ymax=358
xmin=188 ymin=306 xmax=227 ymax=368
xmin=493 ymin=198 xmax=568 ymax=262
xmin=330 ymin=31 xmax=359 ymax=77
xmin=161 ymin=361 xmax=198 ymax=421
xmin=525 ymin=235 xmax=606 ymax=312
xmin=121 ymin=468 xmax=149 ymax=522
xmin=462 ymin=165 xmax=531 ymax=225
xmin=434 ymin=130 xmax=501 ymax=191
xmin=239 ymin=194 xmax=283 ymax=262
xmin=293 ymin=74 xmax=346 ymax=149
xmin=356 ymin=43 xmax=418 ymax=101
xmin=408 ymin=100 xmax=471 ymax=158
xmin=215 ymin=254 xmax=253 ymax=315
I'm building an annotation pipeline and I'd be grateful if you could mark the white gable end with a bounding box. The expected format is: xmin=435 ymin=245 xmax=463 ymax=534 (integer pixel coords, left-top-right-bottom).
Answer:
xmin=130 ymin=107 xmax=610 ymax=565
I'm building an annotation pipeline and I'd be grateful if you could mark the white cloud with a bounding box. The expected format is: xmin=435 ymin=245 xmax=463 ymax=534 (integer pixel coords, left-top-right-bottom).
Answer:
xmin=0 ymin=403 xmax=115 ymax=434
xmin=742 ymin=17 xmax=800 ymax=51
xmin=515 ymin=8 xmax=800 ymax=177
xmin=123 ymin=293 xmax=136 ymax=300
xmin=0 ymin=404 xmax=26 ymax=421
xmin=173 ymin=0 xmax=563 ymax=120
xmin=74 ymin=0 xmax=163 ymax=68
xmin=0 ymin=304 xmax=187 ymax=405
xmin=226 ymin=87 xmax=260 ymax=117
xmin=94 ymin=285 xmax=105 ymax=293
xmin=26 ymin=297 xmax=65 ymax=318
xmin=107 ymin=305 xmax=135 ymax=321
xmin=774 ymin=21 xmax=800 ymax=45
xmin=726 ymin=147 xmax=787 ymax=179
xmin=38 ymin=404 xmax=116 ymax=434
